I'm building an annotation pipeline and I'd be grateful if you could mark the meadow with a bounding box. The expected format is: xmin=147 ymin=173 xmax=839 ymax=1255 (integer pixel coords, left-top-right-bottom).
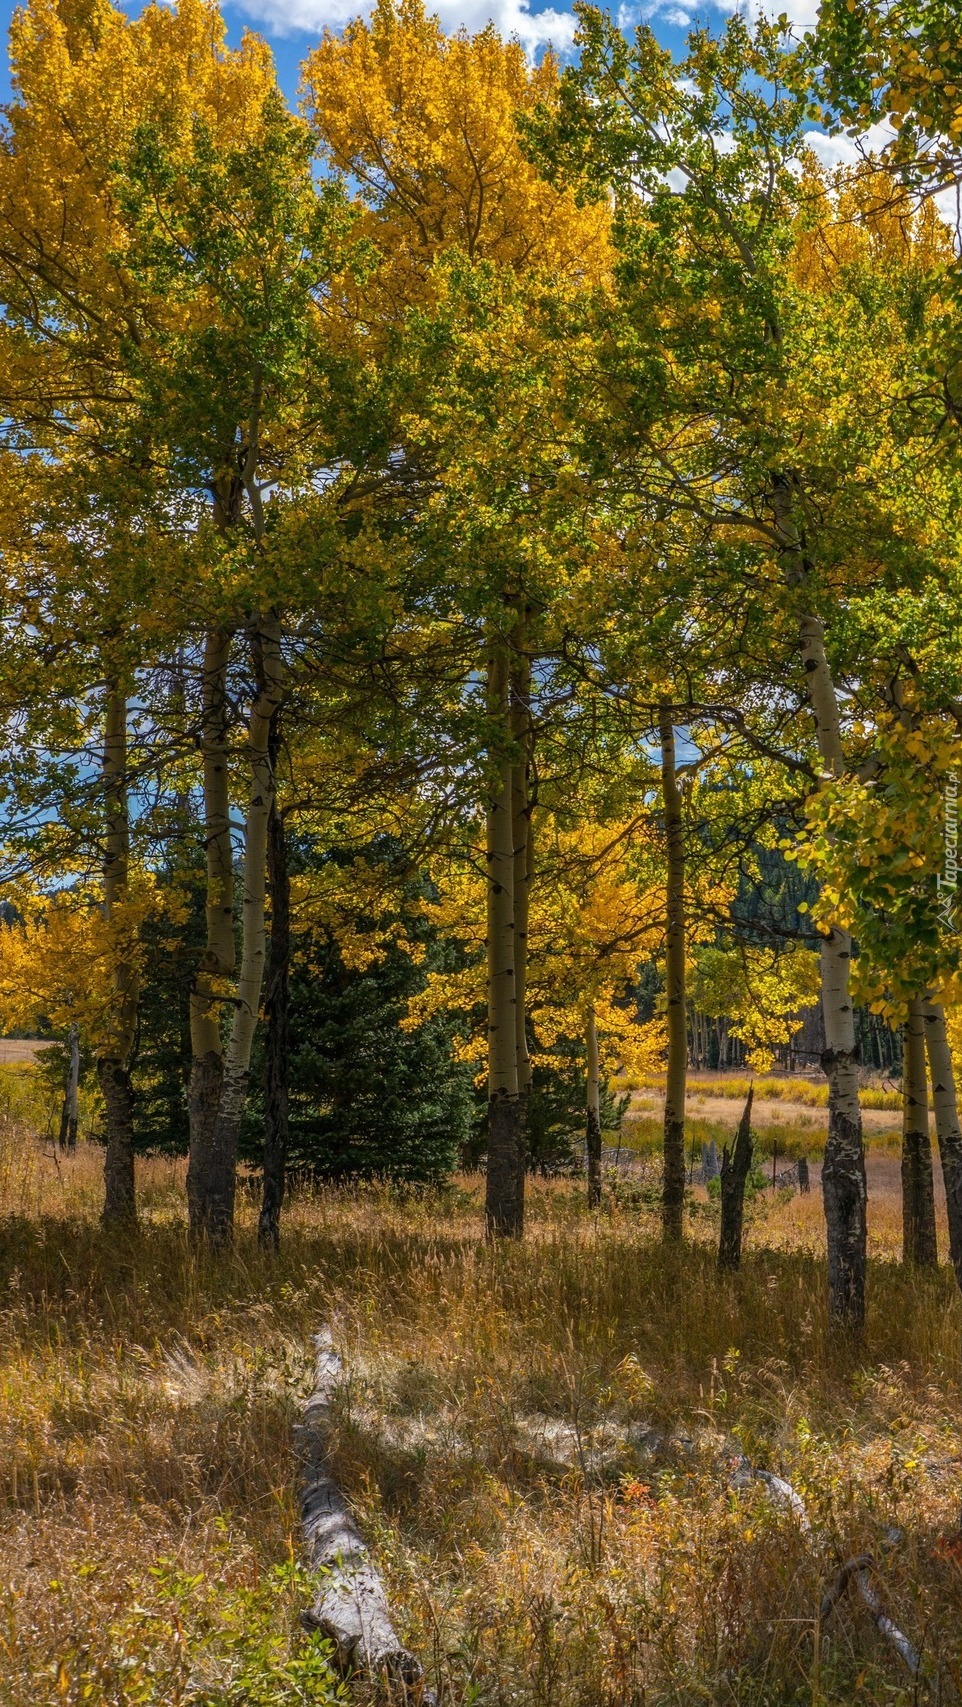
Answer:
xmin=1 ymin=1110 xmax=960 ymax=1707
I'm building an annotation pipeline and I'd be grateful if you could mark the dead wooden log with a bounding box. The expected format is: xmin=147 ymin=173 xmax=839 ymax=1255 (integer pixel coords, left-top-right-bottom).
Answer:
xmin=820 ymin=1547 xmax=921 ymax=1677
xmin=718 ymin=1086 xmax=753 ymax=1269
xmin=729 ymin=1456 xmax=811 ymax=1533
xmin=298 ymin=1328 xmax=433 ymax=1698
xmin=734 ymin=1462 xmax=921 ymax=1677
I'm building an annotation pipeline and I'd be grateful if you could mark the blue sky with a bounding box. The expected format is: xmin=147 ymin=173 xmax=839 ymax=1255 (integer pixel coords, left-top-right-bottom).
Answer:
xmin=0 ymin=0 xmax=824 ymax=112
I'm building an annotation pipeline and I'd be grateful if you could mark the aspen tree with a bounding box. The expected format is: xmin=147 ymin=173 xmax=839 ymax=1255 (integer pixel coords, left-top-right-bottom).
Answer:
xmin=901 ymin=997 xmax=938 ymax=1267
xmin=770 ymin=476 xmax=867 ymax=1321
xmin=259 ymin=709 xmax=290 ymax=1250
xmin=531 ymin=11 xmax=901 ymax=1321
xmin=922 ymin=1002 xmax=962 ymax=1288
xmin=98 ymin=681 xmax=138 ymax=1223
xmin=659 ymin=709 xmax=687 ymax=1242
xmin=187 ymin=625 xmax=235 ymax=1223
xmin=585 ymin=1005 xmax=602 ymax=1209
xmin=306 ymin=0 xmax=610 ymax=1232
xmin=0 ymin=0 xmax=285 ymax=1224
xmin=485 ymin=640 xmax=521 ymax=1236
xmin=510 ymin=636 xmax=534 ymax=1227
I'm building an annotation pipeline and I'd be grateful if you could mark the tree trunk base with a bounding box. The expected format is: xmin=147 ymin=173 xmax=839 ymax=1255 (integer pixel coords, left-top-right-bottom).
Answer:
xmin=98 ymin=1056 xmax=136 ymax=1224
xmin=486 ymin=1089 xmax=522 ymax=1237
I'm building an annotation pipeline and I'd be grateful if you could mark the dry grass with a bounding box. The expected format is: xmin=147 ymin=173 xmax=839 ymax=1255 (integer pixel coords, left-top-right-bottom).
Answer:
xmin=1 ymin=1128 xmax=961 ymax=1706
xmin=623 ymin=1073 xmax=905 ymax=1111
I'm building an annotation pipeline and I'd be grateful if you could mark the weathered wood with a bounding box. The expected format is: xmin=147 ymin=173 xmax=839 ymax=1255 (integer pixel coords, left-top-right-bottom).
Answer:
xmin=733 ymin=1459 xmax=921 ymax=1677
xmin=718 ymin=1086 xmax=753 ymax=1269
xmin=820 ymin=1551 xmax=921 ymax=1676
xmin=298 ymin=1329 xmax=432 ymax=1697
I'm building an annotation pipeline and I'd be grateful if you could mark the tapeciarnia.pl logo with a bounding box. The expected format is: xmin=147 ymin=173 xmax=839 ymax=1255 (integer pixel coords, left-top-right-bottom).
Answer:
xmin=937 ymin=770 xmax=959 ymax=933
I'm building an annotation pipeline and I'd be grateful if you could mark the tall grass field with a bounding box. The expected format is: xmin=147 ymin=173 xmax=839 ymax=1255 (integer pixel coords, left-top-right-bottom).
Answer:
xmin=1 ymin=1121 xmax=960 ymax=1705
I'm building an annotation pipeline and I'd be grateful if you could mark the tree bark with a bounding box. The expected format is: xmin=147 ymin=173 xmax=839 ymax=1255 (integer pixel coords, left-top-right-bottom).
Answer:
xmin=719 ymin=1086 xmax=753 ymax=1269
xmin=259 ymin=712 xmax=289 ymax=1251
xmin=99 ymin=682 xmax=138 ymax=1225
xmin=187 ymin=626 xmax=235 ymax=1237
xmin=901 ymin=998 xmax=937 ymax=1268
xmin=299 ymin=1330 xmax=429 ymax=1692
xmin=485 ymin=641 xmax=521 ymax=1237
xmin=197 ymin=614 xmax=285 ymax=1245
xmin=59 ymin=1021 xmax=80 ymax=1152
xmin=586 ymin=1005 xmax=602 ymax=1209
xmin=510 ymin=645 xmax=533 ymax=1230
xmin=660 ymin=706 xmax=686 ymax=1241
xmin=772 ymin=473 xmax=866 ymax=1327
xmin=920 ymin=999 xmax=962 ymax=1290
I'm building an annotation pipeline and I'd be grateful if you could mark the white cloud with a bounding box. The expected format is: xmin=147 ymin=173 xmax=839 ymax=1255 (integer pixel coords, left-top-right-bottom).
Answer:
xmin=234 ymin=0 xmax=577 ymax=52
xmin=799 ymin=118 xmax=897 ymax=169
xmin=726 ymin=0 xmax=821 ymax=27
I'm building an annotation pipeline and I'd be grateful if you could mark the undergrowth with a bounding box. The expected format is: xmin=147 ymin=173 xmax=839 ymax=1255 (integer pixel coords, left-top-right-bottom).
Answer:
xmin=0 ymin=1133 xmax=960 ymax=1705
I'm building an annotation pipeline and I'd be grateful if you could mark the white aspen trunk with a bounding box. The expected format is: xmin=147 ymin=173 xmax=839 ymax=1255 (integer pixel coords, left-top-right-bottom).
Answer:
xmin=585 ymin=1006 xmax=602 ymax=1209
xmin=773 ymin=474 xmax=866 ymax=1326
xmin=200 ymin=614 xmax=285 ymax=1244
xmin=920 ymin=998 xmax=962 ymax=1289
xmin=187 ymin=626 xmax=236 ymax=1239
xmin=485 ymin=641 xmax=521 ymax=1237
xmin=660 ymin=707 xmax=686 ymax=1241
xmin=98 ymin=682 xmax=138 ymax=1224
xmin=901 ymin=998 xmax=937 ymax=1267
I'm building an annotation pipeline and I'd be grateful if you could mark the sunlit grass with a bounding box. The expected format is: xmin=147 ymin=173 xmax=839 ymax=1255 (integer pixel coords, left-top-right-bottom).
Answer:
xmin=1 ymin=1129 xmax=960 ymax=1704
xmin=622 ymin=1071 xmax=905 ymax=1111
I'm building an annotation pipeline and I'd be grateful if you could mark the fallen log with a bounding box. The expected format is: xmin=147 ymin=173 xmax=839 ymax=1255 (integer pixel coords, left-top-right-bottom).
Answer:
xmin=820 ymin=1549 xmax=921 ymax=1677
xmin=732 ymin=1461 xmax=922 ymax=1678
xmin=297 ymin=1328 xmax=434 ymax=1699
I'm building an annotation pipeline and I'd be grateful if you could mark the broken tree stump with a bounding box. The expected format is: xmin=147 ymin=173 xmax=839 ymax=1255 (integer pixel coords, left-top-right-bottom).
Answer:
xmin=297 ymin=1328 xmax=433 ymax=1699
xmin=718 ymin=1085 xmax=753 ymax=1269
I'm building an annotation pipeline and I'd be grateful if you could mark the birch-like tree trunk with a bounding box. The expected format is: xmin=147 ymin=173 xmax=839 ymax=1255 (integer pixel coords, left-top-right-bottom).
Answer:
xmin=920 ymin=999 xmax=962 ymax=1289
xmin=198 ymin=614 xmax=285 ymax=1245
xmin=187 ymin=626 xmax=235 ymax=1238
xmin=585 ymin=1005 xmax=602 ymax=1209
xmin=259 ymin=711 xmax=289 ymax=1251
xmin=510 ymin=644 xmax=532 ymax=1229
xmin=901 ymin=998 xmax=937 ymax=1268
xmin=485 ymin=641 xmax=521 ymax=1237
xmin=98 ymin=683 xmax=138 ymax=1224
xmin=660 ymin=707 xmax=686 ymax=1241
xmin=773 ymin=474 xmax=866 ymax=1326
